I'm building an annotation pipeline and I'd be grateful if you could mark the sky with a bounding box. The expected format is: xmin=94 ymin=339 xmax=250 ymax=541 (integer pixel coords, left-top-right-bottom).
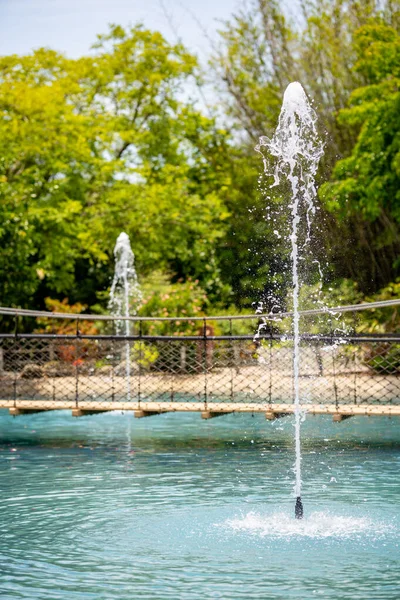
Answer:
xmin=0 ymin=0 xmax=242 ymax=60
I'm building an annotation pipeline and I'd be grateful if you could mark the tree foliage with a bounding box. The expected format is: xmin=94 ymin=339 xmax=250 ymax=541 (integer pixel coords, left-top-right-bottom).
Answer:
xmin=212 ymin=1 xmax=400 ymax=301
xmin=0 ymin=26 xmax=230 ymax=310
xmin=320 ymin=22 xmax=400 ymax=290
xmin=1 ymin=8 xmax=400 ymax=316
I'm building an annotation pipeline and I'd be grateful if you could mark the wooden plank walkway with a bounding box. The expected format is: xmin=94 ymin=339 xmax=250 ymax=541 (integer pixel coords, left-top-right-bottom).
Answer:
xmin=2 ymin=400 xmax=400 ymax=420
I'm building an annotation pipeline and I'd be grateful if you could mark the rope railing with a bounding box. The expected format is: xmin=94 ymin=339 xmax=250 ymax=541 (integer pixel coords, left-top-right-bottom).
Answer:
xmin=0 ymin=298 xmax=399 ymax=322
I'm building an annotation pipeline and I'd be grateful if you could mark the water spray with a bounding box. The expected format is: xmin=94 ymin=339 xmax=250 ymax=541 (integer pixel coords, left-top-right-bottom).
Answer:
xmin=256 ymin=82 xmax=324 ymax=519
xmin=109 ymin=232 xmax=142 ymax=401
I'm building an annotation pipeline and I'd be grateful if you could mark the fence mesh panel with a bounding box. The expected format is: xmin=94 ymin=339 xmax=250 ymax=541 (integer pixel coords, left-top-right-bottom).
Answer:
xmin=0 ymin=336 xmax=399 ymax=408
xmin=0 ymin=309 xmax=399 ymax=411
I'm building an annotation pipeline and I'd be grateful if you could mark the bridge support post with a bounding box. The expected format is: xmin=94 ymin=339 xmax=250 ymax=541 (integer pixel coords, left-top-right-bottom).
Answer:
xmin=201 ymin=411 xmax=232 ymax=419
xmin=134 ymin=410 xmax=163 ymax=418
xmin=72 ymin=409 xmax=112 ymax=417
xmin=9 ymin=408 xmax=48 ymax=416
xmin=72 ymin=409 xmax=113 ymax=417
xmin=333 ymin=413 xmax=354 ymax=422
xmin=265 ymin=411 xmax=290 ymax=420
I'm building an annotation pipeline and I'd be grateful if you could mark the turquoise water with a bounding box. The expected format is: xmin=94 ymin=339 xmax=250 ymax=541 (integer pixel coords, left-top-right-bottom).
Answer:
xmin=0 ymin=410 xmax=399 ymax=599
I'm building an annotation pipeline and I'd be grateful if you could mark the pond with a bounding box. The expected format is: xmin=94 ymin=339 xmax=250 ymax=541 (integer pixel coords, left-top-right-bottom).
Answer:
xmin=0 ymin=410 xmax=399 ymax=599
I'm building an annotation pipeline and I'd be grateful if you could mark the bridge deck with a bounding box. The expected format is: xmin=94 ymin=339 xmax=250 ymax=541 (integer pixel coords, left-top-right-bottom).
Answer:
xmin=2 ymin=400 xmax=400 ymax=418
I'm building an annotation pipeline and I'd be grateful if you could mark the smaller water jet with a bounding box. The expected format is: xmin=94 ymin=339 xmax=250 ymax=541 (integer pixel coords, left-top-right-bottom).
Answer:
xmin=109 ymin=232 xmax=142 ymax=400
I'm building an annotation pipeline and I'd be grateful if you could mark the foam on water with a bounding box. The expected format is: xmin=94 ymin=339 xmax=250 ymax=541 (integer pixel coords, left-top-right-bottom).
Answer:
xmin=223 ymin=511 xmax=392 ymax=540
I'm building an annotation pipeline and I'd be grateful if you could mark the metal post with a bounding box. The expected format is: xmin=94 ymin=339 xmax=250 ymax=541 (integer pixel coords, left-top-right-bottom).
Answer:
xmin=49 ymin=316 xmax=55 ymax=361
xmin=203 ymin=317 xmax=207 ymax=409
xmin=330 ymin=317 xmax=338 ymax=411
xmin=138 ymin=320 xmax=142 ymax=407
xmin=229 ymin=319 xmax=234 ymax=401
xmin=353 ymin=311 xmax=357 ymax=406
xmin=111 ymin=338 xmax=115 ymax=402
xmin=269 ymin=328 xmax=272 ymax=404
xmin=13 ymin=312 xmax=18 ymax=407
xmin=180 ymin=344 xmax=187 ymax=372
xmin=75 ymin=317 xmax=80 ymax=407
xmin=315 ymin=344 xmax=323 ymax=376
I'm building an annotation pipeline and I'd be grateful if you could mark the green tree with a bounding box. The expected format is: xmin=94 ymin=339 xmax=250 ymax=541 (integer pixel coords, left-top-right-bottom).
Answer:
xmin=0 ymin=26 xmax=231 ymax=310
xmin=211 ymin=1 xmax=400 ymax=304
xmin=320 ymin=22 xmax=400 ymax=291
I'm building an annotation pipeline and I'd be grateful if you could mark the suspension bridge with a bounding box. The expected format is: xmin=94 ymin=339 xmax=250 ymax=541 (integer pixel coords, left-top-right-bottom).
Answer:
xmin=0 ymin=300 xmax=399 ymax=421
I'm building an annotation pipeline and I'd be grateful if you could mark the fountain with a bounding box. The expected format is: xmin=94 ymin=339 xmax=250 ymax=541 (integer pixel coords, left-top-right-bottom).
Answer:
xmin=256 ymin=82 xmax=324 ymax=518
xmin=109 ymin=232 xmax=142 ymax=400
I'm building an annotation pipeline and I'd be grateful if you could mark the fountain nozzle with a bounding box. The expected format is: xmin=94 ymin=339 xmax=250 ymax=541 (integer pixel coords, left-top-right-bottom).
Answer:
xmin=295 ymin=496 xmax=303 ymax=519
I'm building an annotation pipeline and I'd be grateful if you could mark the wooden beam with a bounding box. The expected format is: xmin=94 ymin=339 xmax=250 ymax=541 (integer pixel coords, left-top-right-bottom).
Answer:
xmin=9 ymin=408 xmax=48 ymax=416
xmin=265 ymin=411 xmax=290 ymax=420
xmin=0 ymin=400 xmax=399 ymax=417
xmin=201 ymin=411 xmax=232 ymax=419
xmin=333 ymin=413 xmax=354 ymax=422
xmin=134 ymin=410 xmax=163 ymax=418
xmin=72 ymin=409 xmax=112 ymax=417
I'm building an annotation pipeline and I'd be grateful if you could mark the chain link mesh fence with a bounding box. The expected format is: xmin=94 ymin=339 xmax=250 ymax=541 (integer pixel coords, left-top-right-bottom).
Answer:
xmin=0 ymin=308 xmax=399 ymax=411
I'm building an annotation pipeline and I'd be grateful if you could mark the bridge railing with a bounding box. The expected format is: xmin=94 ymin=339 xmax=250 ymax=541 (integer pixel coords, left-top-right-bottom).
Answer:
xmin=0 ymin=301 xmax=399 ymax=410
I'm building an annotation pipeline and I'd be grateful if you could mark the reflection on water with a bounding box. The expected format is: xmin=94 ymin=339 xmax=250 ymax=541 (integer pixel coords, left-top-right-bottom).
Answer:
xmin=0 ymin=410 xmax=399 ymax=599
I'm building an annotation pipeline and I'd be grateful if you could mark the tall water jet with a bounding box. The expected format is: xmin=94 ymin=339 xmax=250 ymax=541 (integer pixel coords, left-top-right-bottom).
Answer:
xmin=256 ymin=82 xmax=324 ymax=518
xmin=109 ymin=232 xmax=142 ymax=401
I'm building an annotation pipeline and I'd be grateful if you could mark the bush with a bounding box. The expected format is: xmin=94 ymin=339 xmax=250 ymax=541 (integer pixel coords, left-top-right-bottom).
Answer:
xmin=364 ymin=344 xmax=400 ymax=374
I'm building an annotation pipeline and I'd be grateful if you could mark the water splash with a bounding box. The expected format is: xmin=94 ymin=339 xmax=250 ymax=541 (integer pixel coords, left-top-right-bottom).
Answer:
xmin=256 ymin=82 xmax=324 ymax=516
xmin=223 ymin=511 xmax=392 ymax=539
xmin=109 ymin=232 xmax=142 ymax=400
